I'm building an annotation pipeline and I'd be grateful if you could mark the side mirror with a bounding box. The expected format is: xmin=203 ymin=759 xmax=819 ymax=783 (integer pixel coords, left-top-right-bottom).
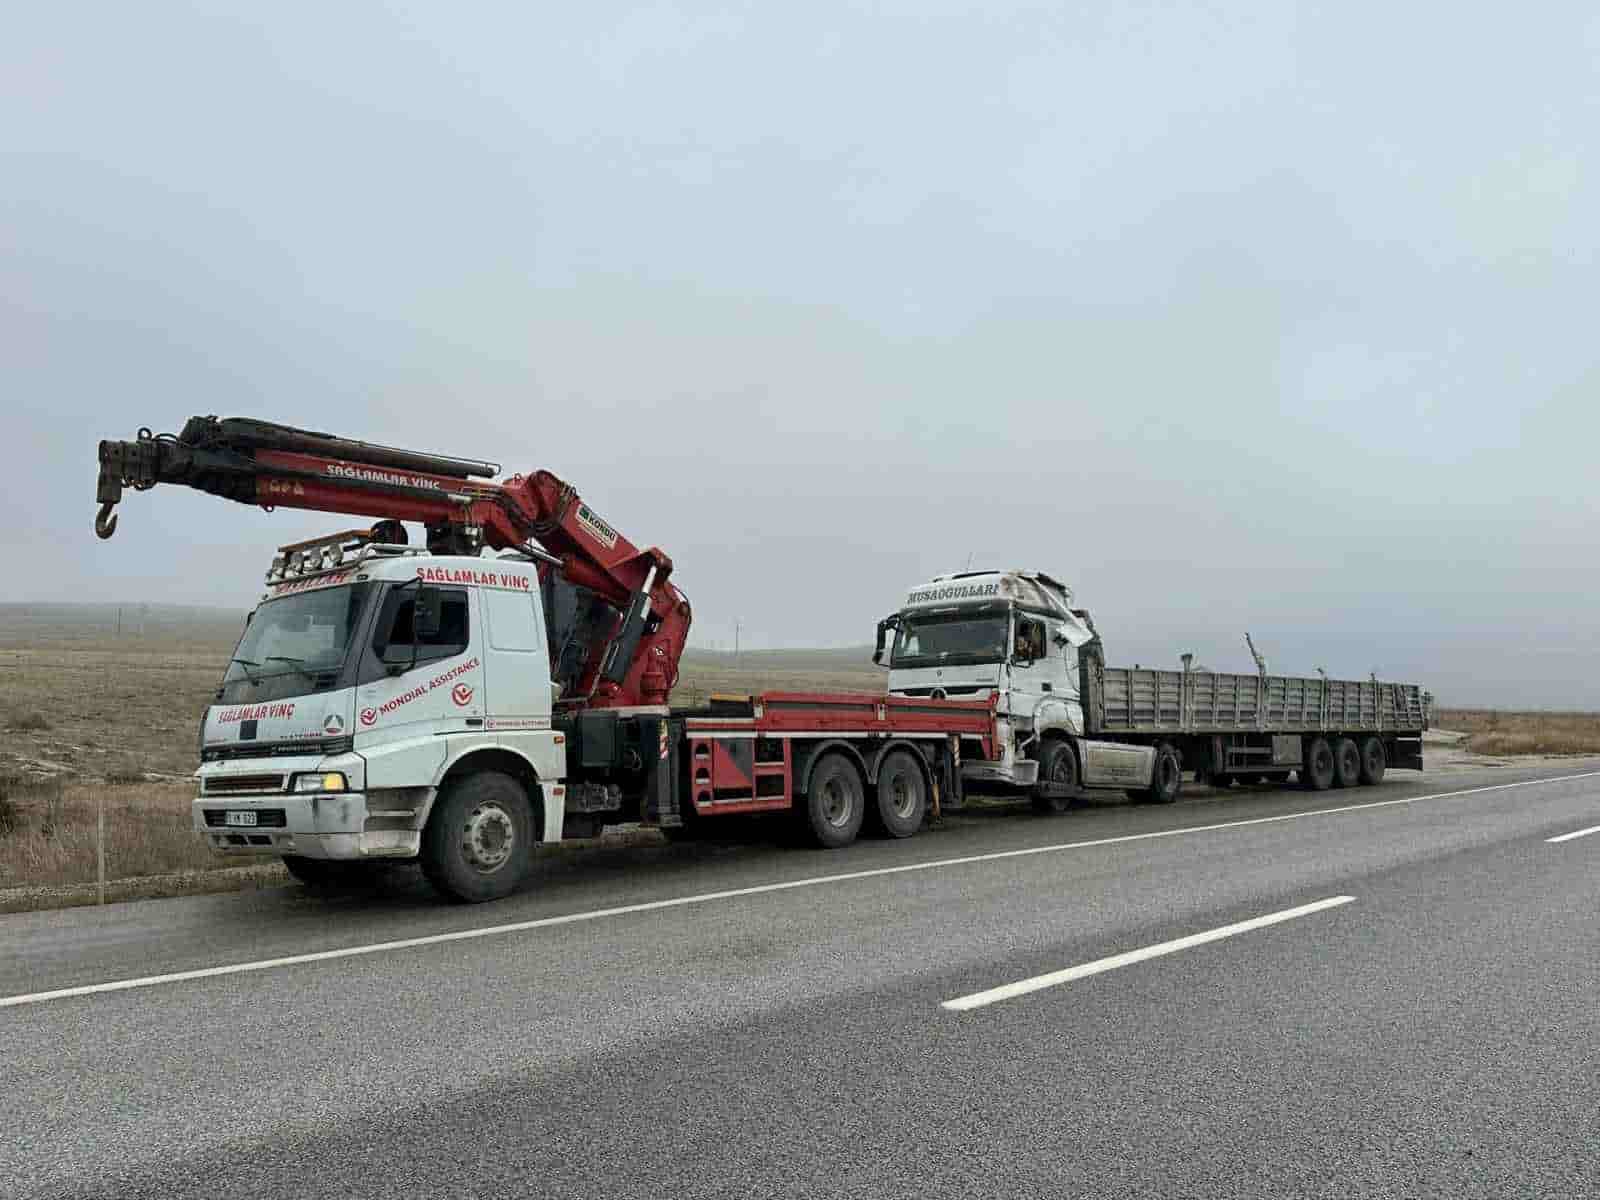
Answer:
xmin=414 ymin=586 xmax=443 ymax=641
xmin=872 ymin=617 xmax=896 ymax=666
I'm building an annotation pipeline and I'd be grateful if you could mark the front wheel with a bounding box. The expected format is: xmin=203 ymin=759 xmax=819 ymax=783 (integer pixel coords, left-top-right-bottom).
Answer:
xmin=1031 ymin=738 xmax=1080 ymax=814
xmin=421 ymin=770 xmax=535 ymax=902
xmin=1144 ymin=743 xmax=1183 ymax=804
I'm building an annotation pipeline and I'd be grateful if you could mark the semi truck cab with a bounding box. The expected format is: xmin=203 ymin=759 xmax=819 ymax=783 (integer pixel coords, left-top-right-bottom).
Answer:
xmin=876 ymin=571 xmax=1122 ymax=792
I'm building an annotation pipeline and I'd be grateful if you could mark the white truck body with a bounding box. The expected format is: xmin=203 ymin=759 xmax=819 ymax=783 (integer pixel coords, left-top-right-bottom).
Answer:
xmin=882 ymin=571 xmax=1158 ymax=790
xmin=195 ymin=545 xmax=567 ymax=862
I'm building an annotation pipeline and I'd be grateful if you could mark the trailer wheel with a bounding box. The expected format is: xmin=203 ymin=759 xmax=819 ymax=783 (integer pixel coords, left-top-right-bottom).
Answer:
xmin=871 ymin=750 xmax=927 ymax=837
xmin=1144 ymin=743 xmax=1183 ymax=804
xmin=1030 ymin=738 xmax=1080 ymax=814
xmin=1332 ymin=737 xmax=1362 ymax=788
xmin=800 ymin=754 xmax=866 ymax=848
xmin=1358 ymin=737 xmax=1386 ymax=786
xmin=1301 ymin=738 xmax=1335 ymax=791
xmin=279 ymin=856 xmax=376 ymax=889
xmin=420 ymin=770 xmax=535 ymax=902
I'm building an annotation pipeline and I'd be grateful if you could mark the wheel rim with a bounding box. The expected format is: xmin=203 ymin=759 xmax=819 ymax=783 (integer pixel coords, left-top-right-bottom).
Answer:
xmin=1366 ymin=745 xmax=1383 ymax=774
xmin=885 ymin=769 xmax=918 ymax=820
xmin=1050 ymin=757 xmax=1075 ymax=788
xmin=462 ymin=801 xmax=516 ymax=873
xmin=819 ymin=777 xmax=856 ymax=828
xmin=1340 ymin=746 xmax=1359 ymax=775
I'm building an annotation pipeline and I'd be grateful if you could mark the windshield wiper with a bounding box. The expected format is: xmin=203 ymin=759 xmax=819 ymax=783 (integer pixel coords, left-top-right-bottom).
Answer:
xmin=265 ymin=655 xmax=341 ymax=687
xmin=229 ymin=656 xmax=262 ymax=684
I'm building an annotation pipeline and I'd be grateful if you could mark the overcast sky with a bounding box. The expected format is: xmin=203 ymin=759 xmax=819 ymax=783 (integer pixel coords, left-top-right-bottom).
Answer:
xmin=4 ymin=3 xmax=1596 ymax=704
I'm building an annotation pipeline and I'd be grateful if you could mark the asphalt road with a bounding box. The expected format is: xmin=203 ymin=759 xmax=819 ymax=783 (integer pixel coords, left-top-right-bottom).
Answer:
xmin=3 ymin=762 xmax=1599 ymax=1199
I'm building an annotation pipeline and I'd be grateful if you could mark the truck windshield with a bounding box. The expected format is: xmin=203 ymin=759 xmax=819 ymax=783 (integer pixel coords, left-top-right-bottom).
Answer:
xmin=218 ymin=583 xmax=373 ymax=704
xmin=890 ymin=611 xmax=1008 ymax=668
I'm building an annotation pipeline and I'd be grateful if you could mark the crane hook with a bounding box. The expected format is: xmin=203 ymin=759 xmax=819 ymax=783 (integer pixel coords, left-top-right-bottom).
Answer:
xmin=95 ymin=502 xmax=119 ymax=539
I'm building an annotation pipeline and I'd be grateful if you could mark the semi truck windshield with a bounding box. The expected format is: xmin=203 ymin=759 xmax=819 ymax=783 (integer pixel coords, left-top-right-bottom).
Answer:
xmin=890 ymin=611 xmax=1008 ymax=668
xmin=218 ymin=583 xmax=373 ymax=703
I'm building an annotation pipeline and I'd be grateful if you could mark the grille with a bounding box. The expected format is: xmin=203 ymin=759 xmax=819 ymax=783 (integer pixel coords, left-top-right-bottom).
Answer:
xmin=203 ymin=774 xmax=285 ymax=795
xmin=202 ymin=736 xmax=354 ymax=763
xmin=203 ymin=808 xmax=288 ymax=828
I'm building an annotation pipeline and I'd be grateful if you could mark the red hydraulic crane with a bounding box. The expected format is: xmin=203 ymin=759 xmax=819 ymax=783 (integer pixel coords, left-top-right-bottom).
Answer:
xmin=94 ymin=416 xmax=691 ymax=708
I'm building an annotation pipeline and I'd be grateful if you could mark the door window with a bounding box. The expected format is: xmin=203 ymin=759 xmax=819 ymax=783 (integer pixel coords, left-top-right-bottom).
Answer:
xmin=371 ymin=586 xmax=470 ymax=666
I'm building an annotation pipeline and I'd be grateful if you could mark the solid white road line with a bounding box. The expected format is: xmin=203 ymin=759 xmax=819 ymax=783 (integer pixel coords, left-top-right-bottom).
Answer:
xmin=941 ymin=895 xmax=1357 ymax=1011
xmin=2 ymin=770 xmax=1596 ymax=1011
xmin=1546 ymin=824 xmax=1600 ymax=844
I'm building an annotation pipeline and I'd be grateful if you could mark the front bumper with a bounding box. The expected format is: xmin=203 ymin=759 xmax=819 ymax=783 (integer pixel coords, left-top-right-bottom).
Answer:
xmin=193 ymin=789 xmax=424 ymax=860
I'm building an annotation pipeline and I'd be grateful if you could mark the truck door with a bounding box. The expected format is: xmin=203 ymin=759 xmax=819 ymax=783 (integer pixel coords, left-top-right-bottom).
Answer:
xmin=1005 ymin=614 xmax=1054 ymax=722
xmin=479 ymin=579 xmax=552 ymax=731
xmin=354 ymin=582 xmax=482 ymax=759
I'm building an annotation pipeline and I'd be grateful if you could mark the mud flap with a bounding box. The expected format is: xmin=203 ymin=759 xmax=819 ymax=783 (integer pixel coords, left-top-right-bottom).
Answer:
xmin=1389 ymin=736 xmax=1424 ymax=772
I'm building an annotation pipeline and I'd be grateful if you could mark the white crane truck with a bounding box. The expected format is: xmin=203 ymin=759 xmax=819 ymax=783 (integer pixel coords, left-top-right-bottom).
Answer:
xmin=875 ymin=571 xmax=1428 ymax=811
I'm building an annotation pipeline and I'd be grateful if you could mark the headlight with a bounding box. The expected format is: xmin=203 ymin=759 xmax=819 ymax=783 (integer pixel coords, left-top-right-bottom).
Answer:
xmin=293 ymin=772 xmax=348 ymax=793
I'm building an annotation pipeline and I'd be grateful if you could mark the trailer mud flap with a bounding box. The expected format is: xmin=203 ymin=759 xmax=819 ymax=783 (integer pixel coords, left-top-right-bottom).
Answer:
xmin=1389 ymin=736 xmax=1424 ymax=772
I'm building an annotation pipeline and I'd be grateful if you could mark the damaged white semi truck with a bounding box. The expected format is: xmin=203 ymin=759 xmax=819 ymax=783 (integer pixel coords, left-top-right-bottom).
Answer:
xmin=876 ymin=571 xmax=1429 ymax=810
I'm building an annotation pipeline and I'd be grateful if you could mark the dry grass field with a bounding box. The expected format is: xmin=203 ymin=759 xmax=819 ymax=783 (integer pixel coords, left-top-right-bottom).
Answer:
xmin=4 ymin=602 xmax=1596 ymax=907
xmin=1434 ymin=708 xmax=1600 ymax=757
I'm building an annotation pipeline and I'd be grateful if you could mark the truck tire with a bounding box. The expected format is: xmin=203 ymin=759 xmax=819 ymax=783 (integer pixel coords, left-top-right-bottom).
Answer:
xmin=1332 ymin=737 xmax=1362 ymax=788
xmin=1144 ymin=743 xmax=1183 ymax=804
xmin=1030 ymin=738 xmax=1080 ymax=814
xmin=871 ymin=750 xmax=927 ymax=837
xmin=800 ymin=753 xmax=866 ymax=848
xmin=1358 ymin=736 xmax=1386 ymax=786
xmin=420 ymin=770 xmax=535 ymax=902
xmin=279 ymin=855 xmax=375 ymax=889
xmin=1302 ymin=738 xmax=1335 ymax=791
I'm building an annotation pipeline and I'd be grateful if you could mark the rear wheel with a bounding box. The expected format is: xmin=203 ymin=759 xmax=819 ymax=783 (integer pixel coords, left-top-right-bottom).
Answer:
xmin=1332 ymin=737 xmax=1362 ymax=788
xmin=800 ymin=753 xmax=866 ymax=848
xmin=1358 ymin=737 xmax=1387 ymax=786
xmin=1302 ymin=738 xmax=1335 ymax=791
xmin=871 ymin=750 xmax=927 ymax=838
xmin=421 ymin=770 xmax=535 ymax=902
xmin=1144 ymin=743 xmax=1183 ymax=804
xmin=1031 ymin=738 xmax=1081 ymax=814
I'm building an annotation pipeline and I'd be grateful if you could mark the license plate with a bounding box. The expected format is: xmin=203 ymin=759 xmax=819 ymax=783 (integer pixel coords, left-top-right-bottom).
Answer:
xmin=224 ymin=810 xmax=258 ymax=827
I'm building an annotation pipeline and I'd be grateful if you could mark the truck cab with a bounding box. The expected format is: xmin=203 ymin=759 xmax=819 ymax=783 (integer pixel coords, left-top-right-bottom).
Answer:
xmin=194 ymin=533 xmax=567 ymax=899
xmin=877 ymin=571 xmax=1104 ymax=792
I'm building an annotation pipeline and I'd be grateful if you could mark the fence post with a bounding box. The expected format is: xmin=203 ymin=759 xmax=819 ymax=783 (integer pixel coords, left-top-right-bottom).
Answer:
xmin=97 ymin=791 xmax=106 ymax=905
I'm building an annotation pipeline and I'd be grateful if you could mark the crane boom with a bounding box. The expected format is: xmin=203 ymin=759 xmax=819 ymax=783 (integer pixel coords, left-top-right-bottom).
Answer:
xmin=95 ymin=417 xmax=691 ymax=708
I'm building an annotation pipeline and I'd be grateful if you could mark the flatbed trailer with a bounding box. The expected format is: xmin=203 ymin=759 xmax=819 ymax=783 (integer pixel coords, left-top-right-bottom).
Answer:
xmin=565 ymin=691 xmax=1000 ymax=847
xmin=1087 ymin=665 xmax=1427 ymax=783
